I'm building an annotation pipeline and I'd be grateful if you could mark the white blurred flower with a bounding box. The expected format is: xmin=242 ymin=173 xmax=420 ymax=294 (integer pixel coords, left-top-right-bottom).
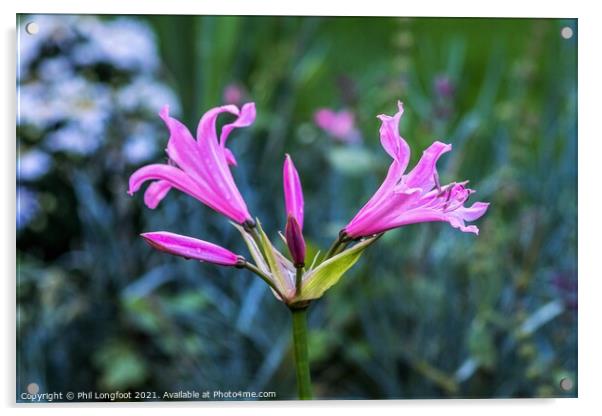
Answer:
xmin=72 ymin=17 xmax=159 ymax=72
xmin=46 ymin=123 xmax=103 ymax=156
xmin=54 ymin=78 xmax=112 ymax=136
xmin=17 ymin=186 xmax=40 ymax=230
xmin=38 ymin=57 xmax=73 ymax=81
xmin=18 ymin=82 xmax=65 ymax=129
xmin=18 ymin=149 xmax=52 ymax=180
xmin=123 ymin=123 xmax=158 ymax=164
xmin=117 ymin=77 xmax=181 ymax=114
xmin=17 ymin=14 xmax=181 ymax=161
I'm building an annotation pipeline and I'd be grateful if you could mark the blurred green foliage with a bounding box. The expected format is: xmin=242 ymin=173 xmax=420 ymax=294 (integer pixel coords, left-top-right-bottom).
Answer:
xmin=17 ymin=16 xmax=576 ymax=400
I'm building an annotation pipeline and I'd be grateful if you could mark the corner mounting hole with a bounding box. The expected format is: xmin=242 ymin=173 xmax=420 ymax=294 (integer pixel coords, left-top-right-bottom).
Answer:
xmin=561 ymin=26 xmax=573 ymax=39
xmin=559 ymin=377 xmax=574 ymax=391
xmin=25 ymin=22 xmax=39 ymax=35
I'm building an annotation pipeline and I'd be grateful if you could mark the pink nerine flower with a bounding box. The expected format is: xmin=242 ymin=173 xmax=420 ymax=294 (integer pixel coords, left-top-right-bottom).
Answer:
xmin=141 ymin=232 xmax=242 ymax=266
xmin=128 ymin=103 xmax=256 ymax=224
xmin=344 ymin=101 xmax=489 ymax=238
xmin=223 ymin=83 xmax=245 ymax=106
xmin=283 ymin=154 xmax=306 ymax=266
xmin=314 ymin=108 xmax=361 ymax=143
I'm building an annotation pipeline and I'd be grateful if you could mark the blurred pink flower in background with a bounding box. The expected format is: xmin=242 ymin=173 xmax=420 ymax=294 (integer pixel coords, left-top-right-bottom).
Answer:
xmin=433 ymin=74 xmax=455 ymax=98
xmin=432 ymin=75 xmax=455 ymax=119
xmin=314 ymin=108 xmax=361 ymax=143
xmin=223 ymin=83 xmax=246 ymax=106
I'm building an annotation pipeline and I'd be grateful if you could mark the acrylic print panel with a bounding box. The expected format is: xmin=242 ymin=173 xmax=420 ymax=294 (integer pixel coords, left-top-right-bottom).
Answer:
xmin=16 ymin=14 xmax=577 ymax=402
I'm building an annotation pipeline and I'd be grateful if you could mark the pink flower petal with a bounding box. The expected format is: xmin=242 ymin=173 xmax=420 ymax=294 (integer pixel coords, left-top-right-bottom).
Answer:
xmin=128 ymin=164 xmax=243 ymax=221
xmin=129 ymin=164 xmax=201 ymax=199
xmin=144 ymin=180 xmax=172 ymax=209
xmin=343 ymin=101 xmax=488 ymax=238
xmin=345 ymin=161 xmax=405 ymax=234
xmin=404 ymin=141 xmax=452 ymax=191
xmin=345 ymin=186 xmax=421 ymax=237
xmin=159 ymin=106 xmax=214 ymax=193
xmin=141 ymin=231 xmax=240 ymax=266
xmin=283 ymin=154 xmax=304 ymax=229
xmin=130 ymin=104 xmax=255 ymax=223
xmin=224 ymin=148 xmax=238 ymax=166
xmin=454 ymin=201 xmax=490 ymax=221
xmin=377 ymin=101 xmax=410 ymax=172
xmin=195 ymin=104 xmax=251 ymax=220
xmin=220 ymin=102 xmax=256 ymax=148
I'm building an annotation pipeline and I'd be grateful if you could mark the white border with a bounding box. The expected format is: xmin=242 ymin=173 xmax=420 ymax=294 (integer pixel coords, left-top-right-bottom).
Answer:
xmin=3 ymin=1 xmax=600 ymax=415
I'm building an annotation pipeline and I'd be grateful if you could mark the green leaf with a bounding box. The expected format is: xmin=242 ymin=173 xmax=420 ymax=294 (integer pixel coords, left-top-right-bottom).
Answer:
xmin=298 ymin=236 xmax=378 ymax=300
xmin=256 ymin=221 xmax=294 ymax=298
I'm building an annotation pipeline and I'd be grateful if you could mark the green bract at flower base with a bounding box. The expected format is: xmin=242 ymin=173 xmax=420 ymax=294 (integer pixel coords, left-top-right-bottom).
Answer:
xmin=233 ymin=221 xmax=380 ymax=305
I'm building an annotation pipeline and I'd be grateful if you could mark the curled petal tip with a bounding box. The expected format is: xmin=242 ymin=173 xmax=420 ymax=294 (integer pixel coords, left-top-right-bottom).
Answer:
xmin=159 ymin=105 xmax=170 ymax=120
xmin=237 ymin=102 xmax=256 ymax=124
xmin=430 ymin=140 xmax=452 ymax=151
xmin=242 ymin=101 xmax=256 ymax=111
xmin=464 ymin=225 xmax=480 ymax=235
xmin=378 ymin=101 xmax=411 ymax=170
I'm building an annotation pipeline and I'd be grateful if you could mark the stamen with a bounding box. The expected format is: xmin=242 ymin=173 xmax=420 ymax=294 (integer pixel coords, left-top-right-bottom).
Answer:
xmin=443 ymin=186 xmax=473 ymax=213
xmin=437 ymin=181 xmax=455 ymax=197
xmin=441 ymin=184 xmax=457 ymax=210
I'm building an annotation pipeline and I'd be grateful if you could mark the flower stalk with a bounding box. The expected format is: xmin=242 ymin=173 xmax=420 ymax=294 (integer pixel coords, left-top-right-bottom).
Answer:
xmin=324 ymin=231 xmax=349 ymax=260
xmin=295 ymin=266 xmax=304 ymax=296
xmin=290 ymin=306 xmax=312 ymax=400
xmin=241 ymin=261 xmax=286 ymax=301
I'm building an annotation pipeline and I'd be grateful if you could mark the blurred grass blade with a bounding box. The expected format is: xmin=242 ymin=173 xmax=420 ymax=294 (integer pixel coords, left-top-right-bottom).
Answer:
xmin=519 ymin=300 xmax=565 ymax=336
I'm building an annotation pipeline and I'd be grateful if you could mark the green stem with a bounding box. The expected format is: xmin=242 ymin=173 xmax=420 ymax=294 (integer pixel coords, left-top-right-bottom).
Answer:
xmin=242 ymin=261 xmax=284 ymax=300
xmin=290 ymin=307 xmax=312 ymax=400
xmin=247 ymin=226 xmax=263 ymax=251
xmin=335 ymin=240 xmax=351 ymax=255
xmin=295 ymin=266 xmax=304 ymax=296
xmin=324 ymin=237 xmax=343 ymax=260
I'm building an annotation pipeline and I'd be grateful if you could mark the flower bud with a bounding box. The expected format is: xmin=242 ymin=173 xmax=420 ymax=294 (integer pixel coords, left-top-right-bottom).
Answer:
xmin=285 ymin=216 xmax=306 ymax=267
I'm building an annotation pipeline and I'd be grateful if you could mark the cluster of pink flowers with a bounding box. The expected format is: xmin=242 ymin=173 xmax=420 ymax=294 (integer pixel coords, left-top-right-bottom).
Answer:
xmin=129 ymin=100 xmax=488 ymax=303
